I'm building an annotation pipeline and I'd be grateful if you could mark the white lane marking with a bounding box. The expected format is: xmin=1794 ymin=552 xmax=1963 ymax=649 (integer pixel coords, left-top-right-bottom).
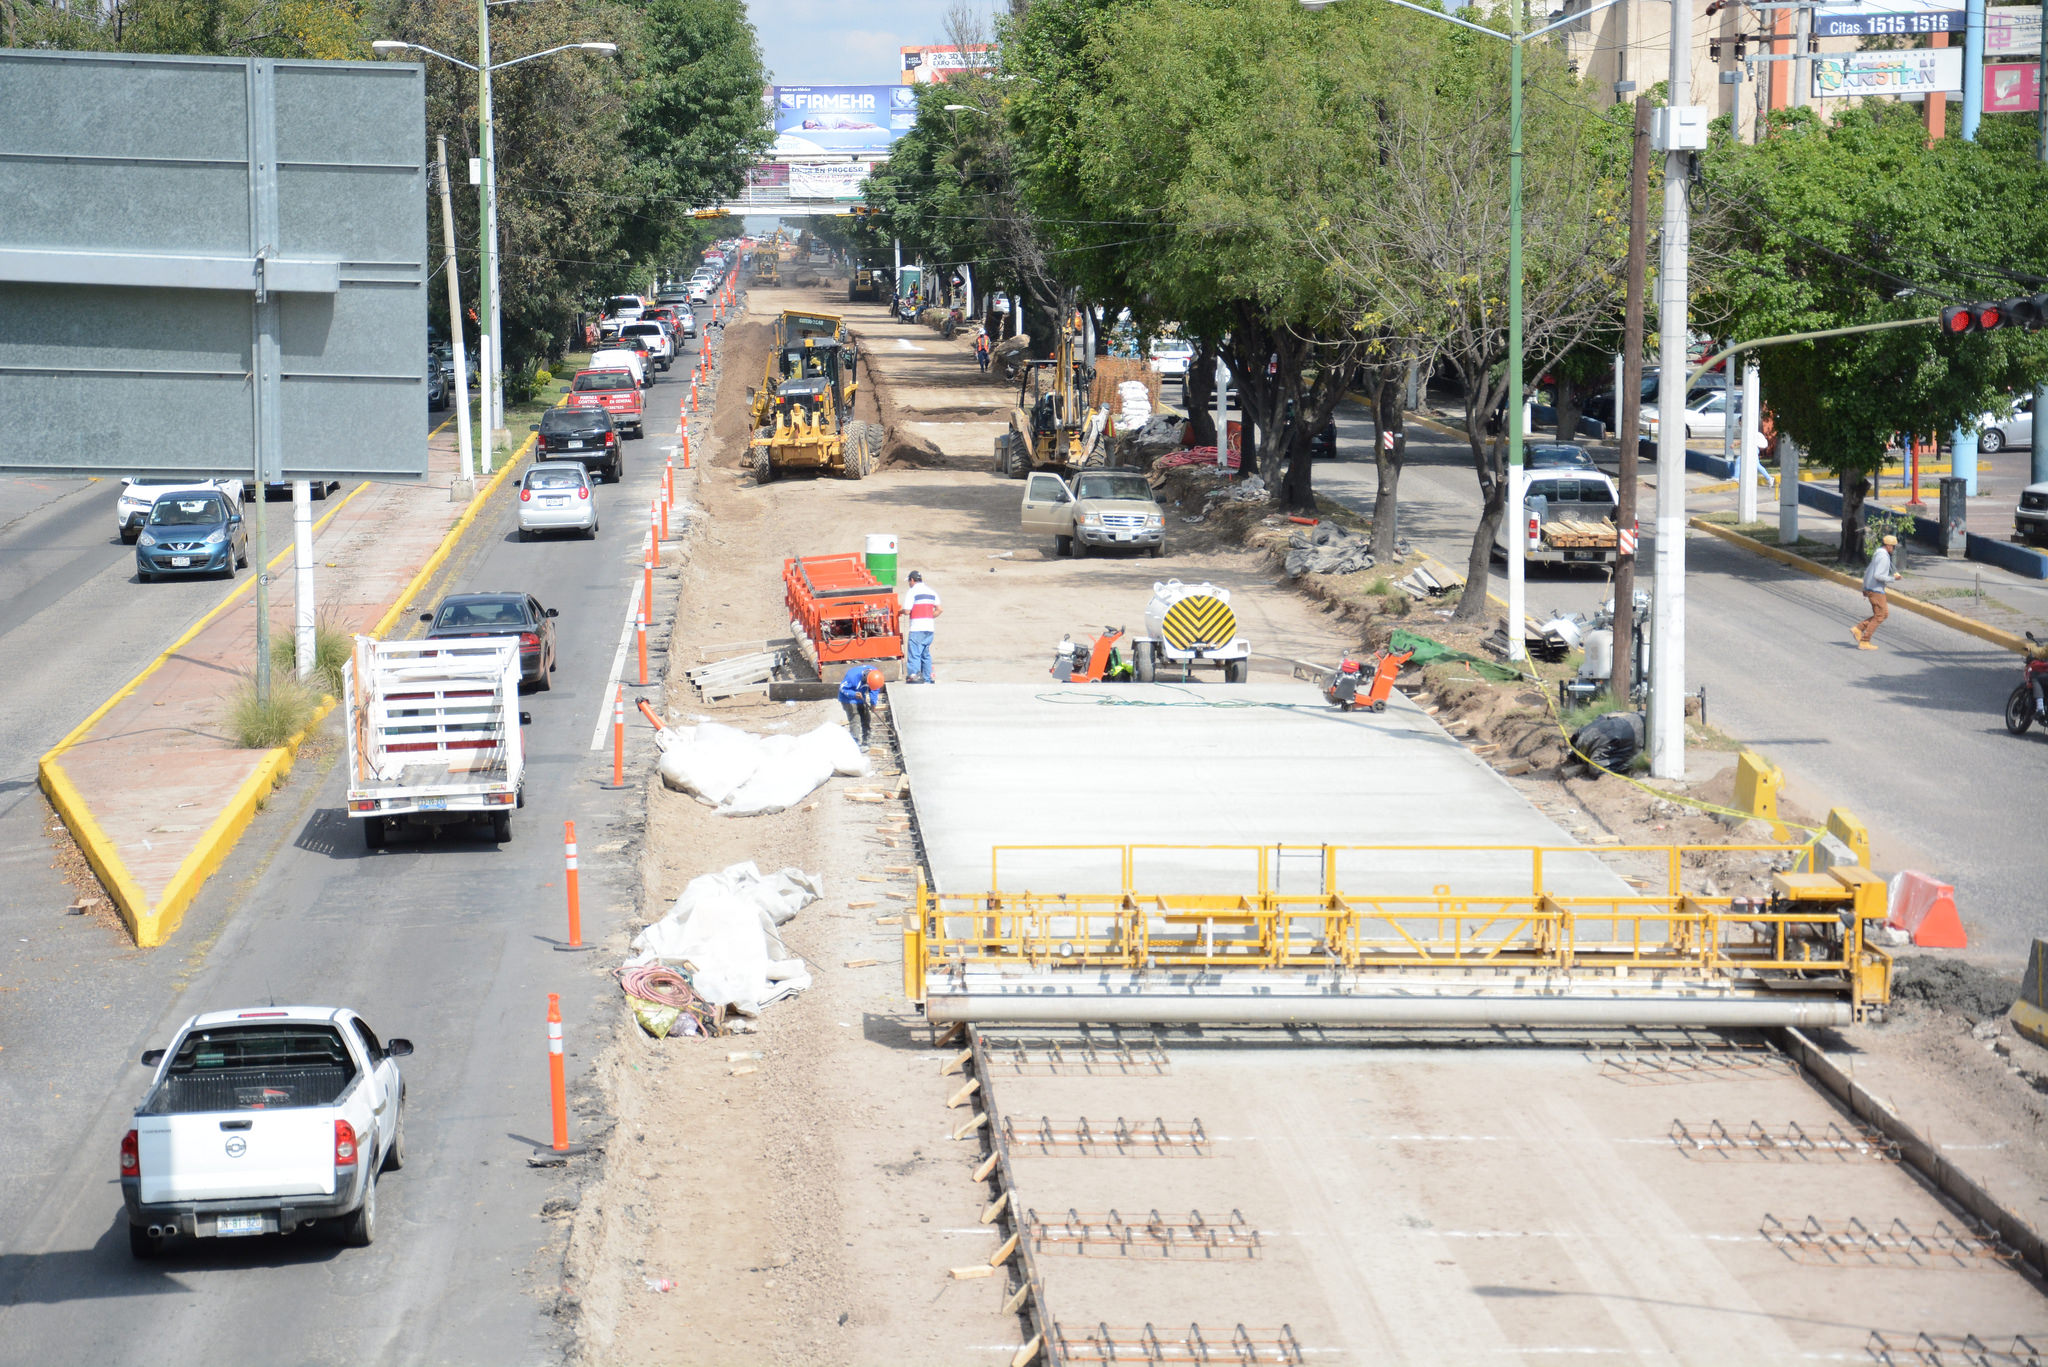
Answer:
xmin=589 ymin=574 xmax=645 ymax=751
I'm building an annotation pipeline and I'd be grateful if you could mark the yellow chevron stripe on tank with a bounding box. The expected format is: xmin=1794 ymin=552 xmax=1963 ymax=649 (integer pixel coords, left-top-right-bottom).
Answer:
xmin=1160 ymin=595 xmax=1237 ymax=650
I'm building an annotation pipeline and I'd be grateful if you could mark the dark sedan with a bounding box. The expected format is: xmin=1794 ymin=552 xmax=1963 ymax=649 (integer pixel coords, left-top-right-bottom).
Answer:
xmin=136 ymin=491 xmax=247 ymax=582
xmin=420 ymin=592 xmax=559 ymax=691
xmin=532 ymin=406 xmax=621 ymax=482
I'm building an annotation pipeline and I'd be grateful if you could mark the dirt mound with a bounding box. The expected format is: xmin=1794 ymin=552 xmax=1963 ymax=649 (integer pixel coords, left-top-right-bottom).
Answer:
xmin=710 ymin=316 xmax=775 ymax=469
xmin=1891 ymin=956 xmax=2022 ymax=1019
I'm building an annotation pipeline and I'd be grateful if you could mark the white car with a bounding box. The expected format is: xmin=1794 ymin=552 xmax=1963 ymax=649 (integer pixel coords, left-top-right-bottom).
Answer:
xmin=116 ymin=476 xmax=244 ymax=544
xmin=517 ymin=461 xmax=598 ymax=540
xmin=619 ymin=321 xmax=673 ymax=371
xmin=688 ymin=282 xmax=712 ymax=305
xmin=1148 ymin=339 xmax=1195 ymax=382
xmin=1643 ymin=389 xmax=1741 ymax=443
xmin=123 ymin=1006 xmax=411 ymax=1256
xmin=1976 ymin=395 xmax=2034 ymax=453
xmin=588 ymin=347 xmax=647 ymax=388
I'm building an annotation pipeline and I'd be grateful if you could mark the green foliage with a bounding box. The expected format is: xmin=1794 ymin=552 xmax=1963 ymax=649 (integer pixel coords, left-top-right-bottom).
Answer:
xmin=225 ymin=669 xmax=319 ymax=750
xmin=268 ymin=613 xmax=353 ymax=699
xmin=1696 ymin=102 xmax=2048 ymax=560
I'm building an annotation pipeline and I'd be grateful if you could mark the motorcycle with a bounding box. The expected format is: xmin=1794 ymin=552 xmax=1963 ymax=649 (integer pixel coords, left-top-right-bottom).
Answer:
xmin=2002 ymin=631 xmax=2048 ymax=735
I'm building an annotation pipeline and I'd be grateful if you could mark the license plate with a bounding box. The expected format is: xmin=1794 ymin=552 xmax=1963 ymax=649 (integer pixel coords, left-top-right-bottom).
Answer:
xmin=1567 ymin=550 xmax=1597 ymax=562
xmin=543 ymin=498 xmax=567 ymax=507
xmin=216 ymin=1214 xmax=266 ymax=1236
xmin=170 ymin=556 xmax=191 ymax=567
xmin=1114 ymin=532 xmax=1133 ymax=542
xmin=568 ymin=440 xmax=584 ymax=450
xmin=418 ymin=798 xmax=447 ymax=812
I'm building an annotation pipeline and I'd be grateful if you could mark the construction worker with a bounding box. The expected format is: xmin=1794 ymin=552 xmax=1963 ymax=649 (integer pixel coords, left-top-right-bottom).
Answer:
xmin=974 ymin=330 xmax=991 ymax=374
xmin=1852 ymin=533 xmax=1903 ymax=650
xmin=838 ymin=664 xmax=885 ymax=748
xmin=902 ymin=570 xmax=942 ymax=683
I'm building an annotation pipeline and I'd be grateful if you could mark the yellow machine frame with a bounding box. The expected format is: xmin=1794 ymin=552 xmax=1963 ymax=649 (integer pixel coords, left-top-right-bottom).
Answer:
xmin=902 ymin=841 xmax=1893 ymax=1018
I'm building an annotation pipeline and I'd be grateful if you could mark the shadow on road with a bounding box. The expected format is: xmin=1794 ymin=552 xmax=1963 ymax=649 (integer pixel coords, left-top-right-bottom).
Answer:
xmin=0 ymin=1212 xmax=341 ymax=1305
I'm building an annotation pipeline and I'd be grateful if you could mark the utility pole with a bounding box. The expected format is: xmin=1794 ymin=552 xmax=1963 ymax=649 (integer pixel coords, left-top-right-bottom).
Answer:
xmin=1737 ymin=358 xmax=1761 ymax=523
xmin=1650 ymin=0 xmax=1701 ymax=780
xmin=435 ymin=136 xmax=476 ymax=497
xmin=478 ymin=0 xmax=504 ymax=456
xmin=2037 ymin=0 xmax=2048 ymax=485
xmin=1952 ymin=0 xmax=1988 ymax=494
xmin=1506 ymin=22 xmax=1528 ymax=662
xmin=1614 ymin=96 xmax=1650 ymax=706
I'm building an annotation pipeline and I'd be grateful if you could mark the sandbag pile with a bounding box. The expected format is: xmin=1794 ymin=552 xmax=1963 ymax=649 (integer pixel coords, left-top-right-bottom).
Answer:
xmin=655 ymin=719 xmax=870 ymax=817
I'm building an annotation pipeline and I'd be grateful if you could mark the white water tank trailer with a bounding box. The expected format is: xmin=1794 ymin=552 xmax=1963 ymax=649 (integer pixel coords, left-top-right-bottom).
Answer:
xmin=1131 ymin=580 xmax=1251 ymax=683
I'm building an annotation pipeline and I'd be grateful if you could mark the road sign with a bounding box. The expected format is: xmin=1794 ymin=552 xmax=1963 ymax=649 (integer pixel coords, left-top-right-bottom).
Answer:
xmin=1810 ymin=0 xmax=1963 ymax=36
xmin=0 ymin=50 xmax=428 ymax=482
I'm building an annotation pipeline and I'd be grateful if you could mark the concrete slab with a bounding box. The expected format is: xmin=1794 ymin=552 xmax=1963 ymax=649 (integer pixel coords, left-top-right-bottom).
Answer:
xmin=890 ymin=681 xmax=1629 ymax=900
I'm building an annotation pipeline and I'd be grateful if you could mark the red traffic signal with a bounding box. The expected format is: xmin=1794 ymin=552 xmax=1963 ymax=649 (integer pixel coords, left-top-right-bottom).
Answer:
xmin=1942 ymin=294 xmax=2048 ymax=334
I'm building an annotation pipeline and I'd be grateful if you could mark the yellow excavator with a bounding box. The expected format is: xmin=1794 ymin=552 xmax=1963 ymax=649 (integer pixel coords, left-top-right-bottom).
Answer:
xmin=997 ymin=314 xmax=1109 ymax=478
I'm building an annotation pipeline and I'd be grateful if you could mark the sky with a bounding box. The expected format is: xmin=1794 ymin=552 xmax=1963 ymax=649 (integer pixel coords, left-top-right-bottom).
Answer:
xmin=745 ymin=0 xmax=1004 ymax=86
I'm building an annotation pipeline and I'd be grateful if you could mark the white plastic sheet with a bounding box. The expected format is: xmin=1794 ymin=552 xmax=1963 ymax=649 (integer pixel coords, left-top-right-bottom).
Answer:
xmin=628 ymin=862 xmax=821 ymax=1014
xmin=656 ymin=717 xmax=869 ymax=816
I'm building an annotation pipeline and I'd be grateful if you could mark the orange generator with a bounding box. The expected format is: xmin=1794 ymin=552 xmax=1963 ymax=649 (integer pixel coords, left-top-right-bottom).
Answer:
xmin=784 ymin=553 xmax=903 ymax=673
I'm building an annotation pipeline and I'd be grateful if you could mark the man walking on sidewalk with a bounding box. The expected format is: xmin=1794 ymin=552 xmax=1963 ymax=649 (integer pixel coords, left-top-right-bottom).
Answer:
xmin=1853 ymin=533 xmax=1903 ymax=649
xmin=903 ymin=570 xmax=942 ymax=682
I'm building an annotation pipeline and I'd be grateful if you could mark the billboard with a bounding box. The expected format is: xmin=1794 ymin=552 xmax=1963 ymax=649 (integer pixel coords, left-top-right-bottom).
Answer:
xmin=0 ymin=50 xmax=428 ymax=482
xmin=901 ymin=44 xmax=998 ymax=84
xmin=1811 ymin=0 xmax=1962 ymax=36
xmin=769 ymin=85 xmax=916 ymax=156
xmin=1812 ymin=47 xmax=1964 ymax=97
xmin=1985 ymin=62 xmax=2041 ymax=112
xmin=1988 ymin=5 xmax=2045 ymax=54
xmin=789 ymin=162 xmax=875 ymax=200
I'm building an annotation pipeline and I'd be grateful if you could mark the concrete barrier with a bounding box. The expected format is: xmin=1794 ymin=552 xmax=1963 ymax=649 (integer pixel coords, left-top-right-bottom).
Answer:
xmin=2012 ymin=940 xmax=2048 ymax=1049
xmin=1825 ymin=808 xmax=1870 ymax=869
xmin=1795 ymin=480 xmax=2048 ymax=580
xmin=1733 ymin=751 xmax=1786 ymax=839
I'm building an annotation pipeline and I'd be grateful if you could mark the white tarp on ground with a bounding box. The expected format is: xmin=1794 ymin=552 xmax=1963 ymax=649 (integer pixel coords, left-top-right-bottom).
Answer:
xmin=656 ymin=718 xmax=869 ymax=816
xmin=628 ymin=862 xmax=821 ymax=1014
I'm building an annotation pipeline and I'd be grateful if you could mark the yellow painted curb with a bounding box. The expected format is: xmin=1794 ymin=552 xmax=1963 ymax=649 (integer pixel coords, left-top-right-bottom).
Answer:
xmin=370 ymin=429 xmax=537 ymax=639
xmin=39 ymin=757 xmax=150 ymax=928
xmin=1688 ymin=517 xmax=2027 ymax=654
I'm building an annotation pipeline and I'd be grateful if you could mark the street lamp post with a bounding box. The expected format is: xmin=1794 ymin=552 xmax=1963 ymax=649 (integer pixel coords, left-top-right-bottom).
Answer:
xmin=371 ymin=31 xmax=616 ymax=461
xmin=1304 ymin=0 xmax=1626 ymax=661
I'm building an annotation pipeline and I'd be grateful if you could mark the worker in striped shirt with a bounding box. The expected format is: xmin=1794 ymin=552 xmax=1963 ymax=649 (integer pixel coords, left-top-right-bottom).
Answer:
xmin=902 ymin=570 xmax=942 ymax=683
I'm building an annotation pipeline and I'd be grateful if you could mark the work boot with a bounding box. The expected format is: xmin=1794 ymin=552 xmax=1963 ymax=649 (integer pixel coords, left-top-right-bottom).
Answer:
xmin=1857 ymin=641 xmax=1879 ymax=651
xmin=1849 ymin=627 xmax=1864 ymax=646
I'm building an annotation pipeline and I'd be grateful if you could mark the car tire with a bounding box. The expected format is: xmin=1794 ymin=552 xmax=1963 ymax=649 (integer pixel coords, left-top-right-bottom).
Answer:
xmin=1981 ymin=428 xmax=2006 ymax=454
xmin=236 ymin=544 xmax=248 ymax=569
xmin=585 ymin=518 xmax=599 ymax=540
xmin=610 ymin=458 xmax=623 ymax=483
xmin=221 ymin=555 xmax=236 ymax=581
xmin=383 ymin=1089 xmax=406 ymax=1172
xmin=1149 ymin=542 xmax=1165 ymax=558
xmin=1073 ymin=537 xmax=1090 ymax=559
xmin=338 ymin=1170 xmax=376 ymax=1247
xmin=121 ymin=530 xmax=138 ymax=545
xmin=128 ymin=1223 xmax=163 ymax=1259
xmin=517 ymin=527 xmax=530 ymax=542
xmin=363 ymin=818 xmax=385 ymax=851
xmin=491 ymin=810 xmax=513 ymax=843
xmin=534 ymin=663 xmax=551 ymax=692
xmin=1223 ymin=657 xmax=1250 ymax=684
xmin=138 ymin=569 xmax=154 ymax=584
xmin=1055 ymin=535 xmax=1073 ymax=558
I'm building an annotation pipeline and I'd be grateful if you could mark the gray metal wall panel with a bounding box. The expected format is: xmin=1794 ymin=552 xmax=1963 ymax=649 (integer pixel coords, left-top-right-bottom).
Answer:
xmin=0 ymin=51 xmax=428 ymax=482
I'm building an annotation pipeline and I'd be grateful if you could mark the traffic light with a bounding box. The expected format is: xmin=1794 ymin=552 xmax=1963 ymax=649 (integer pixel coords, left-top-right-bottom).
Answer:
xmin=1941 ymin=294 xmax=2048 ymax=334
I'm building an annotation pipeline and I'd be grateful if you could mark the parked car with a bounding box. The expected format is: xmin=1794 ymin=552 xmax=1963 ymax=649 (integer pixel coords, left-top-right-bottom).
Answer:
xmin=517 ymin=462 xmax=598 ymax=540
xmin=1643 ymin=388 xmax=1741 ymax=443
xmin=566 ymin=367 xmax=644 ymax=439
xmin=588 ymin=346 xmax=647 ymax=389
xmin=135 ymin=489 xmax=248 ymax=582
xmin=422 ymin=592 xmax=559 ymax=690
xmin=115 ymin=476 xmax=243 ymax=544
xmin=1976 ymin=395 xmax=2035 ymax=454
xmin=1584 ymin=367 xmax=1726 ymax=430
xmin=532 ymin=405 xmax=621 ymax=481
xmin=1147 ymin=338 xmax=1195 ymax=383
xmin=2015 ymin=482 xmax=2048 ymax=545
xmin=122 ymin=1006 xmax=411 ymax=1256
xmin=1021 ymin=468 xmax=1167 ymax=558
xmin=1527 ymin=442 xmax=1599 ymax=472
xmin=619 ymin=321 xmax=673 ymax=372
xmin=428 ymin=366 xmax=450 ymax=411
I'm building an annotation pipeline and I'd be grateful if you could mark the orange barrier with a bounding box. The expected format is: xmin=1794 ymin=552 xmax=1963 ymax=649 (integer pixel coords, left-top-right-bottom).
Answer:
xmin=1889 ymin=870 xmax=1966 ymax=948
xmin=636 ymin=606 xmax=649 ymax=687
xmin=607 ymin=687 xmax=625 ymax=789
xmin=547 ymin=994 xmax=570 ymax=1151
xmin=563 ymin=821 xmax=583 ymax=948
xmin=784 ymin=552 xmax=903 ymax=668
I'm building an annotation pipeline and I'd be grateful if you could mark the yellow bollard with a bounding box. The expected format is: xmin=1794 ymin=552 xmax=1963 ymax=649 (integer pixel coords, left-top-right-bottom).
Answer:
xmin=1734 ymin=751 xmax=1787 ymax=841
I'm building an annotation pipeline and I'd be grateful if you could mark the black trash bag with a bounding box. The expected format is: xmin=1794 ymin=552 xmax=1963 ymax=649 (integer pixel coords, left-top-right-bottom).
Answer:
xmin=1569 ymin=710 xmax=1644 ymax=777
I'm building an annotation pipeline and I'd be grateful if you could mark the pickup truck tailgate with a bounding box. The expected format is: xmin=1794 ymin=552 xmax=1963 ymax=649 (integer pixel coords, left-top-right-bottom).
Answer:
xmin=138 ymin=1110 xmax=336 ymax=1203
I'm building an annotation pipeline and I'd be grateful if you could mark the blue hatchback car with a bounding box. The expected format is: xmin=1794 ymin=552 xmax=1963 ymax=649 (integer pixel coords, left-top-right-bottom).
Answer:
xmin=136 ymin=490 xmax=247 ymax=582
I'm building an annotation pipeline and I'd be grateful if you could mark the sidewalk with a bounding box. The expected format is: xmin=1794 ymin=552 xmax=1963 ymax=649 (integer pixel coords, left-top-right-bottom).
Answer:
xmin=41 ymin=423 xmax=529 ymax=947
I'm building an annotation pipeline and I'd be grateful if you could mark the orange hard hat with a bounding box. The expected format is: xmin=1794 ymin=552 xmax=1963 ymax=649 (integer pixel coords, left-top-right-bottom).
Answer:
xmin=865 ymin=669 xmax=883 ymax=690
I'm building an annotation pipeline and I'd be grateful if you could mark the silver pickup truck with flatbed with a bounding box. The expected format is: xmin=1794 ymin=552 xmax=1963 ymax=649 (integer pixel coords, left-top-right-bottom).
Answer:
xmin=121 ymin=1006 xmax=411 ymax=1257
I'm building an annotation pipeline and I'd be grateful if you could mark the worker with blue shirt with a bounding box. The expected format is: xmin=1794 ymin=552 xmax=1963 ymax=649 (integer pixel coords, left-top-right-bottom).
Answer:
xmin=838 ymin=665 xmax=885 ymax=748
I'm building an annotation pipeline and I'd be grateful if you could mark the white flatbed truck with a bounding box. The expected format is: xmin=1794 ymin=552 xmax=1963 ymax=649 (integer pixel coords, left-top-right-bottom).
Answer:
xmin=344 ymin=636 xmax=525 ymax=850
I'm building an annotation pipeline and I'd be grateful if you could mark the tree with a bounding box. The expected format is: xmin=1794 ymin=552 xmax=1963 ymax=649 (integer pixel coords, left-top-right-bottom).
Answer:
xmin=1299 ymin=4 xmax=1630 ymax=616
xmin=1696 ymin=102 xmax=2048 ymax=561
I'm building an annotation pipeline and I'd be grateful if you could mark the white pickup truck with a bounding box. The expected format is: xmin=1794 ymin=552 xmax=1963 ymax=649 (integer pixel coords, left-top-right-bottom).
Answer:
xmin=345 ymin=636 xmax=526 ymax=849
xmin=122 ymin=1006 xmax=411 ymax=1256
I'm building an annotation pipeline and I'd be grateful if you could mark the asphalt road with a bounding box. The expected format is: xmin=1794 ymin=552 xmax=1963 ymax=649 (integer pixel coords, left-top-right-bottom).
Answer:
xmin=1314 ymin=401 xmax=2044 ymax=957
xmin=0 ymin=333 xmax=692 ymax=1360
